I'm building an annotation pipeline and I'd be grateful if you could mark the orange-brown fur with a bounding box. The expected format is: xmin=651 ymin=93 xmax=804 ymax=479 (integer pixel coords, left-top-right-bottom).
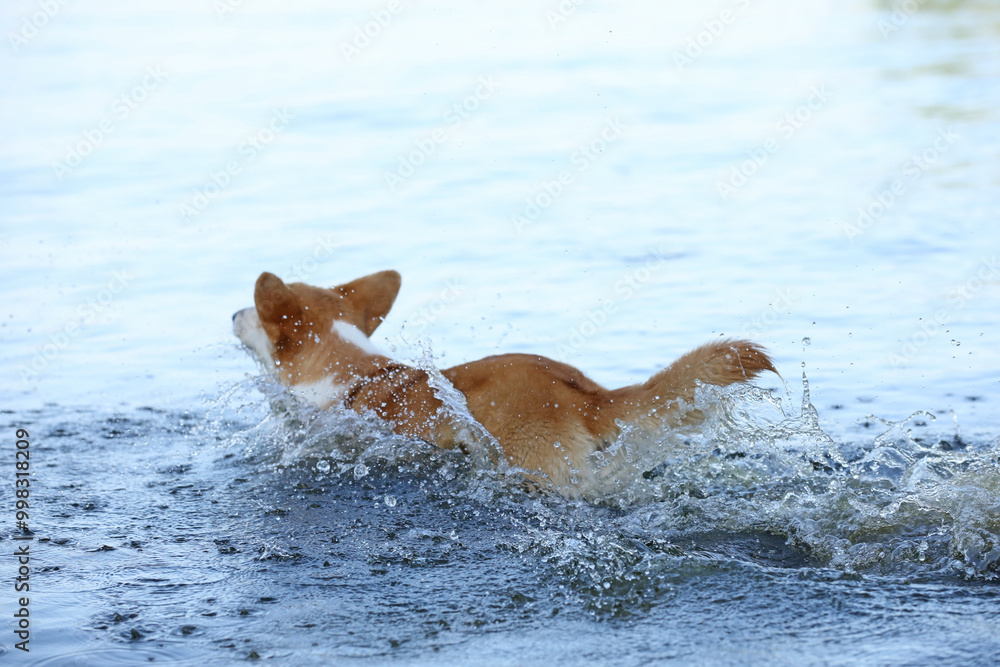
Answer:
xmin=233 ymin=270 xmax=776 ymax=494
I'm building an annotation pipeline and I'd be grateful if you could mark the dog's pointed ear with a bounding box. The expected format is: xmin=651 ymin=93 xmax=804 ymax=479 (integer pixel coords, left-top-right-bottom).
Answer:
xmin=254 ymin=272 xmax=303 ymax=342
xmin=337 ymin=270 xmax=401 ymax=336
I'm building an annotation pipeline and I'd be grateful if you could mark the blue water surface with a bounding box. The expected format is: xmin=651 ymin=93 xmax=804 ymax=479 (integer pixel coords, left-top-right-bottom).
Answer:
xmin=1 ymin=0 xmax=998 ymax=664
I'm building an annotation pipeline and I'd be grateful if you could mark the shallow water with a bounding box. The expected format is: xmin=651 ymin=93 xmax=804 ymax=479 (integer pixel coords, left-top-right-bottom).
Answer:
xmin=2 ymin=0 xmax=999 ymax=664
xmin=4 ymin=386 xmax=999 ymax=665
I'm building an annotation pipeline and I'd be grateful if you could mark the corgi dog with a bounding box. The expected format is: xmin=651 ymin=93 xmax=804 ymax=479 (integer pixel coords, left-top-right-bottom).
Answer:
xmin=233 ymin=270 xmax=776 ymax=496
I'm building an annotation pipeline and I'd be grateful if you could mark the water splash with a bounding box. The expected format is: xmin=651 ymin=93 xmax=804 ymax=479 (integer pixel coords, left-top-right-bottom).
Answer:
xmin=216 ymin=366 xmax=1000 ymax=584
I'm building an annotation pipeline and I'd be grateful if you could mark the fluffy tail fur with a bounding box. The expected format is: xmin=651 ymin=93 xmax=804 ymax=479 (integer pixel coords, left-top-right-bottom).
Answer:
xmin=609 ymin=338 xmax=776 ymax=429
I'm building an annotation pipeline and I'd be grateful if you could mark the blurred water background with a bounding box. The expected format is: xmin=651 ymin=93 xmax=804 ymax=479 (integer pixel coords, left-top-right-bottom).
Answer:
xmin=1 ymin=0 xmax=999 ymax=664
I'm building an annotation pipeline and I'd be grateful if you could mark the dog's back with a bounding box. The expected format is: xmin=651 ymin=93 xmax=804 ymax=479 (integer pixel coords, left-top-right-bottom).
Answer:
xmin=443 ymin=341 xmax=774 ymax=492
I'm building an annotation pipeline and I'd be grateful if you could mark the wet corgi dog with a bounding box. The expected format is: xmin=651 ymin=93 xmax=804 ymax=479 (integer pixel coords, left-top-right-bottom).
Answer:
xmin=233 ymin=270 xmax=776 ymax=495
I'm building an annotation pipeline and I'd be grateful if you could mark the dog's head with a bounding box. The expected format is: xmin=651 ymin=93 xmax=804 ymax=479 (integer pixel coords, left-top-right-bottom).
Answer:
xmin=232 ymin=270 xmax=401 ymax=405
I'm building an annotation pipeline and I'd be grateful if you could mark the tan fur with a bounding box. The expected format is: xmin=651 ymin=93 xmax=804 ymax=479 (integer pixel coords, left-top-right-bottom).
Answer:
xmin=233 ymin=271 xmax=776 ymax=494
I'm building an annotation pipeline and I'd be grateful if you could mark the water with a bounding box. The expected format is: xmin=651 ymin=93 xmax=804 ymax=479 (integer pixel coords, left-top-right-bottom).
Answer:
xmin=2 ymin=0 xmax=999 ymax=664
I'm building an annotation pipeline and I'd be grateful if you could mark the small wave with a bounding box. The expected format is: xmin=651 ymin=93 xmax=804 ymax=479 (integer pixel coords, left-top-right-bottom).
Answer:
xmin=549 ymin=372 xmax=1000 ymax=583
xmin=217 ymin=366 xmax=1000 ymax=583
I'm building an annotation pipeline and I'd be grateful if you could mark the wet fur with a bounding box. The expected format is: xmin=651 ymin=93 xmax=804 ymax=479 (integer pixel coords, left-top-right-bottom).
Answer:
xmin=233 ymin=270 xmax=776 ymax=495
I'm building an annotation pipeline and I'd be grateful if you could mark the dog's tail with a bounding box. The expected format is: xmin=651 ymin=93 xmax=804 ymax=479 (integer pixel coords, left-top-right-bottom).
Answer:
xmin=608 ymin=338 xmax=776 ymax=429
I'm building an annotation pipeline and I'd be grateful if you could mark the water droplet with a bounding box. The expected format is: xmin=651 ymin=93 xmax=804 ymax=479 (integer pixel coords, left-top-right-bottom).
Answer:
xmin=951 ymin=339 xmax=961 ymax=346
xmin=353 ymin=463 xmax=369 ymax=480
xmin=384 ymin=495 xmax=396 ymax=508
xmin=802 ymin=337 xmax=811 ymax=346
xmin=553 ymin=441 xmax=561 ymax=449
xmin=449 ymin=530 xmax=458 ymax=540
xmin=316 ymin=460 xmax=330 ymax=474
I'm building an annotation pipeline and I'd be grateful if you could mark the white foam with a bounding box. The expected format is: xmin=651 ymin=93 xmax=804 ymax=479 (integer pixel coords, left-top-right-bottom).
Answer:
xmin=290 ymin=376 xmax=350 ymax=408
